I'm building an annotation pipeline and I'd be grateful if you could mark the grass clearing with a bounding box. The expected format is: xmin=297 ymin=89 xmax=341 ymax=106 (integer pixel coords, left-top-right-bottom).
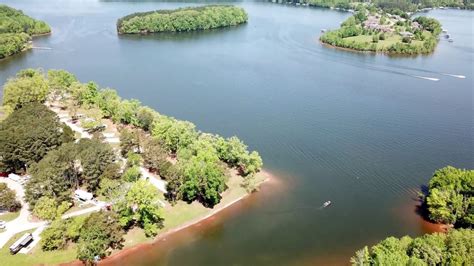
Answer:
xmin=0 ymin=211 xmax=20 ymax=222
xmin=0 ymin=229 xmax=77 ymax=266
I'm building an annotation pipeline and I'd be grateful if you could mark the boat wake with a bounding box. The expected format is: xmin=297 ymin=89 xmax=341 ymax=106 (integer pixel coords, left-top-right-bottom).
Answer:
xmin=412 ymin=75 xmax=439 ymax=81
xmin=442 ymin=73 xmax=466 ymax=79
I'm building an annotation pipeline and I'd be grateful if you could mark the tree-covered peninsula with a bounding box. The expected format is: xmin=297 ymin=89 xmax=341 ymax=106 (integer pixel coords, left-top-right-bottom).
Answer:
xmin=0 ymin=5 xmax=51 ymax=59
xmin=320 ymin=8 xmax=442 ymax=55
xmin=117 ymin=5 xmax=248 ymax=34
xmin=0 ymin=68 xmax=265 ymax=265
xmin=351 ymin=166 xmax=473 ymax=265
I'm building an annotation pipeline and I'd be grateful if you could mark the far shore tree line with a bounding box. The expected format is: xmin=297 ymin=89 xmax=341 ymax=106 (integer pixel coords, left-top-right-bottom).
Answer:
xmin=351 ymin=166 xmax=473 ymax=265
xmin=302 ymin=0 xmax=473 ymax=11
xmin=0 ymin=5 xmax=51 ymax=59
xmin=0 ymin=68 xmax=263 ymax=263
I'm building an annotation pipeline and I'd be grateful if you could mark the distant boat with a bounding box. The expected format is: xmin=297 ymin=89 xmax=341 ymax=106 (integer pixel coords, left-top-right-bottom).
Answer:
xmin=321 ymin=29 xmax=327 ymax=33
xmin=445 ymin=34 xmax=450 ymax=39
xmin=442 ymin=29 xmax=448 ymax=33
xmin=322 ymin=201 xmax=332 ymax=208
xmin=448 ymin=38 xmax=454 ymax=43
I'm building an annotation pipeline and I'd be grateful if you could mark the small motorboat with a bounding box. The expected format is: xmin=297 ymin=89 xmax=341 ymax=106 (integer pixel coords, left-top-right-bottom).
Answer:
xmin=321 ymin=29 xmax=327 ymax=33
xmin=448 ymin=38 xmax=454 ymax=43
xmin=322 ymin=201 xmax=332 ymax=208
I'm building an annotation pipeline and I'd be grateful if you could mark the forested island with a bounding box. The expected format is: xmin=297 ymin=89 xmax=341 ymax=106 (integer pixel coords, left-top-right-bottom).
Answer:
xmin=320 ymin=8 xmax=442 ymax=55
xmin=351 ymin=166 xmax=473 ymax=265
xmin=117 ymin=5 xmax=248 ymax=34
xmin=0 ymin=69 xmax=265 ymax=265
xmin=0 ymin=5 xmax=51 ymax=59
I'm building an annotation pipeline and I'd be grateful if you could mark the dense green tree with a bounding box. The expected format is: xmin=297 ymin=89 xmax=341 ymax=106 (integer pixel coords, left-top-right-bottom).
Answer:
xmin=351 ymin=229 xmax=474 ymax=266
xmin=77 ymin=211 xmax=124 ymax=263
xmin=142 ymin=137 xmax=168 ymax=172
xmin=136 ymin=106 xmax=158 ymax=131
xmin=33 ymin=196 xmax=70 ymax=221
xmin=152 ymin=116 xmax=198 ymax=152
xmin=47 ymin=69 xmax=77 ymax=94
xmin=115 ymin=180 xmax=163 ymax=236
xmin=96 ymin=88 xmax=121 ymax=119
xmin=424 ymin=166 xmax=473 ymax=227
xmin=179 ymin=149 xmax=228 ymax=207
xmin=75 ymin=139 xmax=117 ymax=192
xmin=0 ymin=103 xmax=72 ymax=172
xmin=119 ymin=128 xmax=142 ymax=156
xmin=2 ymin=69 xmax=49 ymax=111
xmin=0 ymin=183 xmax=21 ymax=212
xmin=25 ymin=143 xmax=77 ymax=208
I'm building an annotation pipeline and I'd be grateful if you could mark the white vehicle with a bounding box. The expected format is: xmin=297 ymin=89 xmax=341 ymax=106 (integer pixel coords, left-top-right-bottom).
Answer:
xmin=0 ymin=220 xmax=6 ymax=229
xmin=9 ymin=233 xmax=33 ymax=254
xmin=74 ymin=189 xmax=93 ymax=202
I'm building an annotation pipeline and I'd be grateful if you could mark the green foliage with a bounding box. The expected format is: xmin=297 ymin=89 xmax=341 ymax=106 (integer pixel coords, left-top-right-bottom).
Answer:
xmin=25 ymin=139 xmax=116 ymax=208
xmin=0 ymin=32 xmax=30 ymax=59
xmin=117 ymin=5 xmax=248 ymax=34
xmin=119 ymin=128 xmax=142 ymax=156
xmin=2 ymin=69 xmax=49 ymax=110
xmin=40 ymin=215 xmax=86 ymax=251
xmin=424 ymin=166 xmax=473 ymax=227
xmin=33 ymin=196 xmax=70 ymax=221
xmin=414 ymin=16 xmax=442 ymax=35
xmin=122 ymin=165 xmax=141 ymax=182
xmin=75 ymin=139 xmax=117 ymax=192
xmin=0 ymin=102 xmax=71 ymax=172
xmin=77 ymin=211 xmax=124 ymax=263
xmin=115 ymin=180 xmax=163 ymax=237
xmin=136 ymin=106 xmax=158 ymax=131
xmin=142 ymin=137 xmax=168 ymax=173
xmin=351 ymin=229 xmax=474 ymax=265
xmin=152 ymin=116 xmax=198 ymax=153
xmin=0 ymin=5 xmax=50 ymax=58
xmin=0 ymin=183 xmax=21 ymax=212
xmin=176 ymin=147 xmax=228 ymax=207
xmin=47 ymin=69 xmax=78 ymax=94
xmin=98 ymin=178 xmax=125 ymax=200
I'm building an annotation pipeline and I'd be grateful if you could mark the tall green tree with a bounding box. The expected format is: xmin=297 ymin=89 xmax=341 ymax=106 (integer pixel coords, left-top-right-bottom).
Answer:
xmin=0 ymin=183 xmax=21 ymax=211
xmin=115 ymin=180 xmax=163 ymax=237
xmin=77 ymin=211 xmax=124 ymax=264
xmin=0 ymin=102 xmax=73 ymax=172
xmin=2 ymin=69 xmax=49 ymax=111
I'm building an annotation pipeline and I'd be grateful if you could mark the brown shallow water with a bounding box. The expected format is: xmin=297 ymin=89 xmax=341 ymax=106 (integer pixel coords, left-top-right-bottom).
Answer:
xmin=96 ymin=172 xmax=287 ymax=266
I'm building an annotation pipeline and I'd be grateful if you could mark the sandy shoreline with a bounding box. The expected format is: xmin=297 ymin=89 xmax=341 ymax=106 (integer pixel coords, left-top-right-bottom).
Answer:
xmin=74 ymin=170 xmax=273 ymax=265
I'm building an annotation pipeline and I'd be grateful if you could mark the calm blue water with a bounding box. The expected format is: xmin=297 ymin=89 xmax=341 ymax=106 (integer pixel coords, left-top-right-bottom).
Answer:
xmin=0 ymin=1 xmax=473 ymax=265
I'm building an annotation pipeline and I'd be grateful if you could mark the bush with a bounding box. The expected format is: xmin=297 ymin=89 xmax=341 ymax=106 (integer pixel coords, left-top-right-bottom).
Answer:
xmin=0 ymin=183 xmax=21 ymax=212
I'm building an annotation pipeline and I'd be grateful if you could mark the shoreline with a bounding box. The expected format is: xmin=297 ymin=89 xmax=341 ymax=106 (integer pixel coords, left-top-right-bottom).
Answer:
xmin=77 ymin=170 xmax=273 ymax=265
xmin=318 ymin=39 xmax=435 ymax=57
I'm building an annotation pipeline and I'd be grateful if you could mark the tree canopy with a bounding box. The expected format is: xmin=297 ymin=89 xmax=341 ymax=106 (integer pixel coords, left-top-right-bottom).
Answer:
xmin=117 ymin=5 xmax=248 ymax=34
xmin=0 ymin=183 xmax=21 ymax=212
xmin=0 ymin=102 xmax=73 ymax=172
xmin=76 ymin=211 xmax=124 ymax=263
xmin=424 ymin=166 xmax=473 ymax=227
xmin=351 ymin=229 xmax=474 ymax=265
xmin=115 ymin=180 xmax=164 ymax=236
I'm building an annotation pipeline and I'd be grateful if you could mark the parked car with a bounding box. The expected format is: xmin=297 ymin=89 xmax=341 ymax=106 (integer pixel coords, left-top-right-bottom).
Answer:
xmin=0 ymin=220 xmax=6 ymax=229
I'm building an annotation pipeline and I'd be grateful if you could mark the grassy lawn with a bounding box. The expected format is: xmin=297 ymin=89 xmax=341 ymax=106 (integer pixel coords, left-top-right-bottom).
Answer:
xmin=377 ymin=35 xmax=401 ymax=49
xmin=0 ymin=211 xmax=20 ymax=222
xmin=0 ymin=229 xmax=77 ymax=266
xmin=64 ymin=202 xmax=94 ymax=215
xmin=123 ymin=171 xmax=267 ymax=246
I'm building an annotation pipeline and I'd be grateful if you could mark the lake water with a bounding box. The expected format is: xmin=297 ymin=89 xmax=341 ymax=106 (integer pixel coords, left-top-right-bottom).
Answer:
xmin=0 ymin=1 xmax=473 ymax=265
